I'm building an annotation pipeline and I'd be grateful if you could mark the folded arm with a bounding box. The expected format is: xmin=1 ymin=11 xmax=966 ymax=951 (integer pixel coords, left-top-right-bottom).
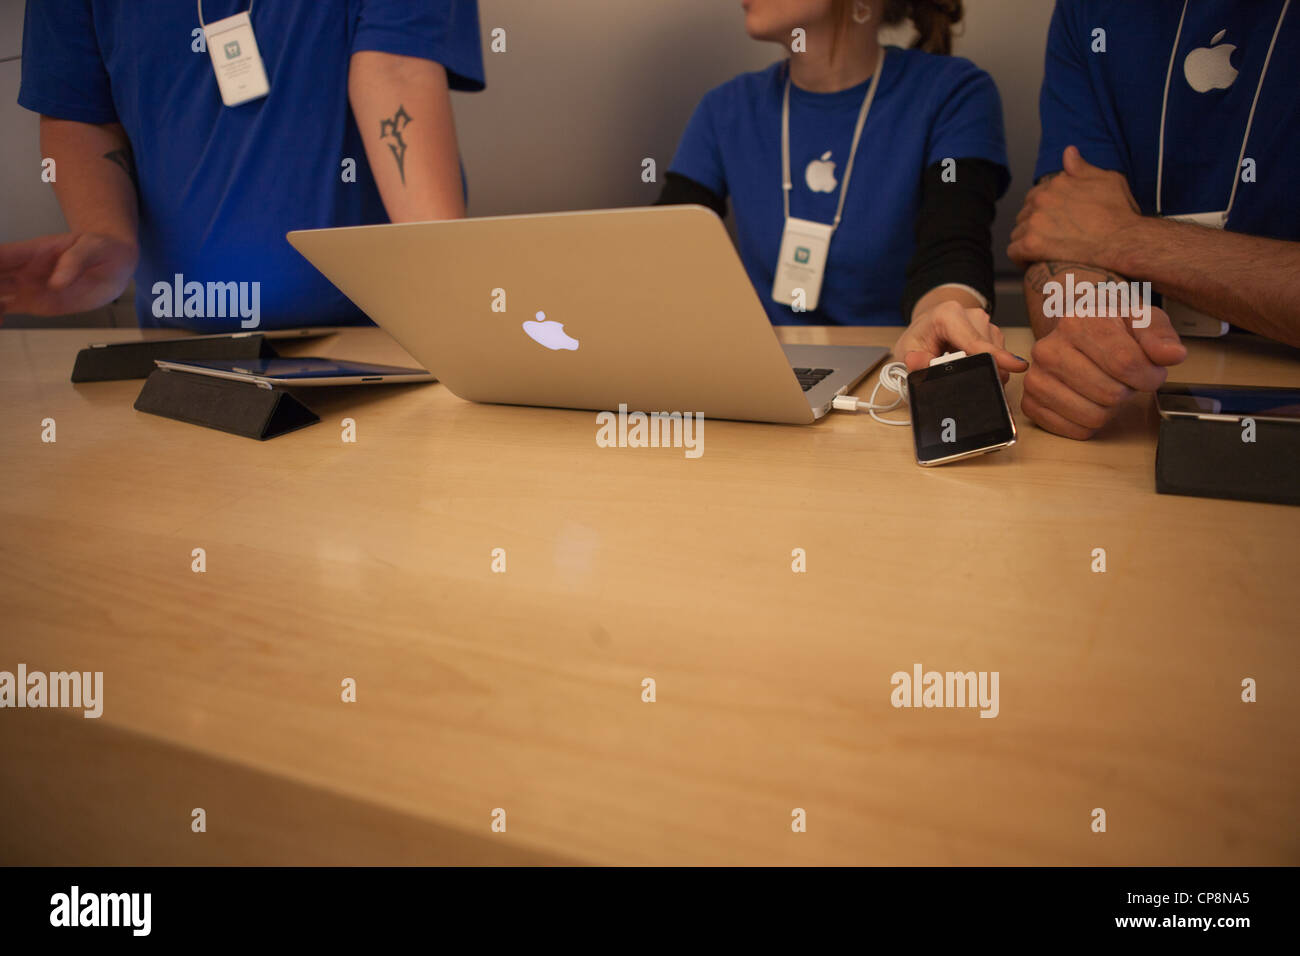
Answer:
xmin=1011 ymin=147 xmax=1300 ymax=347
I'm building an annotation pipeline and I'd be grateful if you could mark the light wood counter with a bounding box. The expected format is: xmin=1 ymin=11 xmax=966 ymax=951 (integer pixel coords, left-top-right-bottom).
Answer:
xmin=1 ymin=326 xmax=1297 ymax=864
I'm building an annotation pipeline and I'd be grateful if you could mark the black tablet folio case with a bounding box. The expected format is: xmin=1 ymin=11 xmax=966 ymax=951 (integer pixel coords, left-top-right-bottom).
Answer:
xmin=71 ymin=334 xmax=279 ymax=382
xmin=1156 ymin=416 xmax=1300 ymax=507
xmin=133 ymin=368 xmax=319 ymax=440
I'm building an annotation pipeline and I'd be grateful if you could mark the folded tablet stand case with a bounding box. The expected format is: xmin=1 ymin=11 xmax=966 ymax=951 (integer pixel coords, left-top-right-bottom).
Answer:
xmin=134 ymin=368 xmax=320 ymax=441
xmin=1156 ymin=416 xmax=1300 ymax=507
xmin=71 ymin=334 xmax=279 ymax=382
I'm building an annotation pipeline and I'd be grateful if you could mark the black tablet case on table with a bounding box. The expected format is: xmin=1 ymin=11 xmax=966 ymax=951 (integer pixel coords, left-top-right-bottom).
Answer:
xmin=133 ymin=368 xmax=319 ymax=441
xmin=1156 ymin=416 xmax=1300 ymax=506
xmin=71 ymin=334 xmax=279 ymax=382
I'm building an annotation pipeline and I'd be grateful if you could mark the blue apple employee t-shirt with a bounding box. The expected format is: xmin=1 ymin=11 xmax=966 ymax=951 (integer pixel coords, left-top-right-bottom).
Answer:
xmin=18 ymin=0 xmax=485 ymax=331
xmin=667 ymin=47 xmax=1010 ymax=326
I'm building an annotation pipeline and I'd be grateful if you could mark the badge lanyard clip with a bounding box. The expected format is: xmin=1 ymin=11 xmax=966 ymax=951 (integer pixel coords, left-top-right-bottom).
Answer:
xmin=199 ymin=0 xmax=271 ymax=107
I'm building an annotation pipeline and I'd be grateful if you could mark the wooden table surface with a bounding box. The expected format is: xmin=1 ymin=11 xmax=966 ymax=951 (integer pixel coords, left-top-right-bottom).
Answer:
xmin=1 ymin=325 xmax=1297 ymax=865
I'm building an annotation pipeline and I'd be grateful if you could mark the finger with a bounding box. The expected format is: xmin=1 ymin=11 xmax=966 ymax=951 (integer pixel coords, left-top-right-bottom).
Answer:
xmin=48 ymin=235 xmax=97 ymax=290
xmin=1131 ymin=308 xmax=1188 ymax=367
xmin=895 ymin=303 xmax=974 ymax=363
xmin=989 ymin=347 xmax=1029 ymax=375
xmin=0 ymin=234 xmax=77 ymax=273
xmin=931 ymin=308 xmax=992 ymax=354
xmin=1021 ymin=391 xmax=1098 ymax=441
xmin=1068 ymin=318 xmax=1168 ymax=393
xmin=1030 ymin=337 xmax=1133 ymax=407
xmin=933 ymin=311 xmax=1029 ymax=373
xmin=960 ymin=337 xmax=1029 ymax=375
xmin=1015 ymin=188 xmax=1043 ymax=224
xmin=987 ymin=325 xmax=1014 ymax=383
xmin=903 ymin=349 xmax=932 ymax=372
xmin=1007 ymin=240 xmax=1034 ymax=268
xmin=1007 ymin=224 xmax=1044 ymax=264
xmin=1023 ymin=366 xmax=1113 ymax=433
xmin=1063 ymin=145 xmax=1094 ymax=177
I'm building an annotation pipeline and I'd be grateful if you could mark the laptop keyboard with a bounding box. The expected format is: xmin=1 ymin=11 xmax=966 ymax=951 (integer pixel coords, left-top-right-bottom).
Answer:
xmin=793 ymin=367 xmax=835 ymax=392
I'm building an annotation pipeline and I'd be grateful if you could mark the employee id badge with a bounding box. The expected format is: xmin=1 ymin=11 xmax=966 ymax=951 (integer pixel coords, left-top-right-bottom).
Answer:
xmin=1162 ymin=209 xmax=1230 ymax=337
xmin=772 ymin=218 xmax=834 ymax=313
xmin=204 ymin=11 xmax=270 ymax=108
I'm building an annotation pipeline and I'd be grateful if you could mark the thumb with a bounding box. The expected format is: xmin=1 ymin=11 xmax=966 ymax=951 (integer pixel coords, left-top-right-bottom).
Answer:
xmin=48 ymin=234 xmax=99 ymax=290
xmin=903 ymin=350 xmax=932 ymax=373
xmin=1063 ymin=145 xmax=1093 ymax=177
xmin=1133 ymin=307 xmax=1187 ymax=367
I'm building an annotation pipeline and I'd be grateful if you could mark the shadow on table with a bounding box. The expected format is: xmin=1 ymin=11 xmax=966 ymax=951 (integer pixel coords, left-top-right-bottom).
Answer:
xmin=0 ymin=709 xmax=578 ymax=866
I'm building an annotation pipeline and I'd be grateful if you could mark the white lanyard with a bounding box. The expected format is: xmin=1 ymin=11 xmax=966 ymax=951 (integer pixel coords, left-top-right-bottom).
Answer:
xmin=781 ymin=46 xmax=886 ymax=230
xmin=197 ymin=0 xmax=255 ymax=28
xmin=1156 ymin=0 xmax=1289 ymax=218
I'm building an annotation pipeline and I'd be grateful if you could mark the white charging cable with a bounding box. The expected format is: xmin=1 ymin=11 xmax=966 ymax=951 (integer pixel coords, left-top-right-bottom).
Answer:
xmin=831 ymin=351 xmax=968 ymax=426
xmin=832 ymin=361 xmax=910 ymax=425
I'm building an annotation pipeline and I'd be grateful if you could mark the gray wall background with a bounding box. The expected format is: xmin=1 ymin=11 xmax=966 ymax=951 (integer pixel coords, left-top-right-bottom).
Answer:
xmin=0 ymin=0 xmax=1054 ymax=323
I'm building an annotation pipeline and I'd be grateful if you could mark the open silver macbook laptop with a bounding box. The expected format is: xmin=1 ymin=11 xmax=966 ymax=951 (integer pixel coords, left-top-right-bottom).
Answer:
xmin=287 ymin=206 xmax=888 ymax=424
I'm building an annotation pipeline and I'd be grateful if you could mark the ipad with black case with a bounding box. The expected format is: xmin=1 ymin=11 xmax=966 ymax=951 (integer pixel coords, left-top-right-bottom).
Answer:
xmin=154 ymin=357 xmax=434 ymax=387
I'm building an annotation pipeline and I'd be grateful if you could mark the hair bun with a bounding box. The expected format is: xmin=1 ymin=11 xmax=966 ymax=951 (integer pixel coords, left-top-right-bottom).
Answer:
xmin=883 ymin=0 xmax=965 ymax=55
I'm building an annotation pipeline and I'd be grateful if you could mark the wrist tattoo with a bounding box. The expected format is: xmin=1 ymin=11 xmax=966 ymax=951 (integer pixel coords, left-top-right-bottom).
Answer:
xmin=379 ymin=105 xmax=413 ymax=186
xmin=103 ymin=145 xmax=139 ymax=194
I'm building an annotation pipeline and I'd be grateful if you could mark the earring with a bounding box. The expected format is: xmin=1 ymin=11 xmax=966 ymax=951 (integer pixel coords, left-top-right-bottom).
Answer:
xmin=852 ymin=1 xmax=873 ymax=24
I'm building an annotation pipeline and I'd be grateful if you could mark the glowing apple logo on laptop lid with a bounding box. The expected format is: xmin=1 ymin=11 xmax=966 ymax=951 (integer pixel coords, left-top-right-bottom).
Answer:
xmin=522 ymin=311 xmax=579 ymax=351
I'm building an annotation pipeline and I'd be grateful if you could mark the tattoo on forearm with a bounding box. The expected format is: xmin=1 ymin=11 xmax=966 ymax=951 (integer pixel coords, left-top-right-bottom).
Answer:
xmin=379 ymin=105 xmax=413 ymax=186
xmin=103 ymin=145 xmax=139 ymax=194
xmin=1026 ymin=260 xmax=1128 ymax=293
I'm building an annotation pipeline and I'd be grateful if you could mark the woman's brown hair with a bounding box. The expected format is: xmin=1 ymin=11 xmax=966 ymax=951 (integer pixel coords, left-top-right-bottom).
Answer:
xmin=831 ymin=0 xmax=965 ymax=57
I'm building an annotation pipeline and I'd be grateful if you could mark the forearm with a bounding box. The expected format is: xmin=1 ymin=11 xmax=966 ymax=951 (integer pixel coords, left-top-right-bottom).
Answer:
xmin=40 ymin=117 xmax=138 ymax=247
xmin=902 ymin=158 xmax=1002 ymax=321
xmin=349 ymin=51 xmax=466 ymax=223
xmin=1022 ymin=260 xmax=1130 ymax=339
xmin=1107 ymin=218 xmax=1300 ymax=346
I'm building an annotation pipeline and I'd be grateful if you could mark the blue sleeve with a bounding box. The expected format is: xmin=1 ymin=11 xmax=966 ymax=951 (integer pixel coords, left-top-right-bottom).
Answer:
xmin=667 ymin=91 xmax=729 ymax=200
xmin=353 ymin=0 xmax=486 ymax=92
xmin=17 ymin=0 xmax=118 ymax=124
xmin=925 ymin=59 xmax=1012 ymax=199
xmin=1035 ymin=0 xmax=1125 ymax=181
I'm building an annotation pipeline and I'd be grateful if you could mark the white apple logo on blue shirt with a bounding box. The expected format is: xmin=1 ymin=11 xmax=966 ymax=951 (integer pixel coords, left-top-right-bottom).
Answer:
xmin=805 ymin=150 xmax=838 ymax=193
xmin=1184 ymin=30 xmax=1239 ymax=93
xmin=522 ymin=311 xmax=580 ymax=351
